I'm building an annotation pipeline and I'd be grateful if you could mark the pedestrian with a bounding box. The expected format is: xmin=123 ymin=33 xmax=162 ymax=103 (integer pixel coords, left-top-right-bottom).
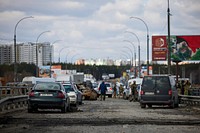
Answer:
xmin=181 ymin=80 xmax=185 ymax=95
xmin=113 ymin=82 xmax=117 ymax=98
xmin=99 ymin=81 xmax=107 ymax=101
xmin=130 ymin=81 xmax=137 ymax=101
xmin=119 ymin=84 xmax=123 ymax=98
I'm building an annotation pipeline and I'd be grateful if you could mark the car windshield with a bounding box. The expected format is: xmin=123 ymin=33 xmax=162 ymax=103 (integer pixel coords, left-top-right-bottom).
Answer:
xmin=63 ymin=84 xmax=74 ymax=92
xmin=34 ymin=82 xmax=60 ymax=90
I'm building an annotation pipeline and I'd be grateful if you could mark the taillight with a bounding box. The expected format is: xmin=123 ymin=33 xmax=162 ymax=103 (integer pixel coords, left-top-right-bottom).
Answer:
xmin=57 ymin=92 xmax=65 ymax=99
xmin=168 ymin=89 xmax=172 ymax=95
xmin=110 ymin=88 xmax=112 ymax=90
xmin=29 ymin=91 xmax=35 ymax=97
xmin=140 ymin=90 xmax=144 ymax=95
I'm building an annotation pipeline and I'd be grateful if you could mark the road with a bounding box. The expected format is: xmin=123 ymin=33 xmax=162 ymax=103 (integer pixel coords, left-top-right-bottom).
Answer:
xmin=0 ymin=97 xmax=200 ymax=133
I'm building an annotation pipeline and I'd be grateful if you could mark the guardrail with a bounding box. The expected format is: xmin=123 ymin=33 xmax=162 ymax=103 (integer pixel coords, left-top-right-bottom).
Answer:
xmin=179 ymin=95 xmax=200 ymax=106
xmin=0 ymin=86 xmax=31 ymax=100
xmin=0 ymin=95 xmax=28 ymax=112
xmin=0 ymin=86 xmax=31 ymax=112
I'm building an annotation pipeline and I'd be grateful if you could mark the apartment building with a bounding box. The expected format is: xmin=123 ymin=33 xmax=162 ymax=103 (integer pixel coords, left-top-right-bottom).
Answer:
xmin=0 ymin=44 xmax=13 ymax=64
xmin=0 ymin=42 xmax=52 ymax=66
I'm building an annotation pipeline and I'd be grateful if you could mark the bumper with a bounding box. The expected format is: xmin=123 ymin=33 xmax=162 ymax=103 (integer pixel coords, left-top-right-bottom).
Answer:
xmin=140 ymin=100 xmax=173 ymax=105
xmin=28 ymin=99 xmax=65 ymax=109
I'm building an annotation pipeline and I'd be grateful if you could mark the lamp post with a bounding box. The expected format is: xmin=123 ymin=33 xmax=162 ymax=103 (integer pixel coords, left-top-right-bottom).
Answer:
xmin=167 ymin=0 xmax=171 ymax=74
xmin=121 ymin=50 xmax=132 ymax=64
xmin=124 ymin=31 xmax=141 ymax=77
xmin=123 ymin=45 xmax=137 ymax=78
xmin=35 ymin=30 xmax=50 ymax=77
xmin=130 ymin=16 xmax=149 ymax=75
xmin=123 ymin=40 xmax=137 ymax=76
xmin=58 ymin=46 xmax=69 ymax=63
xmin=71 ymin=53 xmax=80 ymax=64
xmin=49 ymin=40 xmax=62 ymax=77
xmin=14 ymin=16 xmax=33 ymax=82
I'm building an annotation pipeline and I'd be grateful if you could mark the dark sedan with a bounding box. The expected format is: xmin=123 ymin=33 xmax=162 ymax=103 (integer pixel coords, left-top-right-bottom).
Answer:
xmin=28 ymin=82 xmax=70 ymax=113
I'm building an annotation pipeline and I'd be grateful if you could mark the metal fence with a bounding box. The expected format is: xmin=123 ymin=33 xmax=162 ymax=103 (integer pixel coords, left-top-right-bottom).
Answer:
xmin=188 ymin=89 xmax=200 ymax=96
xmin=0 ymin=86 xmax=31 ymax=100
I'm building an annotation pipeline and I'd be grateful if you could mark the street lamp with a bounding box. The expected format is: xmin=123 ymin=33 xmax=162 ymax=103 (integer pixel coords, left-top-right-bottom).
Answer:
xmin=121 ymin=50 xmax=132 ymax=63
xmin=35 ymin=30 xmax=50 ymax=77
xmin=124 ymin=31 xmax=141 ymax=77
xmin=123 ymin=40 xmax=137 ymax=70
xmin=130 ymin=16 xmax=149 ymax=75
xmin=70 ymin=53 xmax=80 ymax=64
xmin=167 ymin=0 xmax=171 ymax=74
xmin=123 ymin=45 xmax=137 ymax=77
xmin=58 ymin=46 xmax=69 ymax=63
xmin=14 ymin=16 xmax=33 ymax=82
xmin=49 ymin=40 xmax=62 ymax=77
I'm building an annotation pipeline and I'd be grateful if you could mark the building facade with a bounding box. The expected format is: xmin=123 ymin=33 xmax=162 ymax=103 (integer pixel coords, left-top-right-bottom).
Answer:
xmin=0 ymin=42 xmax=52 ymax=66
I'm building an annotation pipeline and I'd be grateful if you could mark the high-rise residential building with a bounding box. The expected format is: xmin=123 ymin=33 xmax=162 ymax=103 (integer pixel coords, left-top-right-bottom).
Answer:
xmin=0 ymin=44 xmax=13 ymax=64
xmin=0 ymin=42 xmax=52 ymax=66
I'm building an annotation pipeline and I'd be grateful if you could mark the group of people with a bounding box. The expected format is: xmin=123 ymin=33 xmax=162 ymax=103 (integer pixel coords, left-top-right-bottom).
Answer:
xmin=99 ymin=80 xmax=138 ymax=101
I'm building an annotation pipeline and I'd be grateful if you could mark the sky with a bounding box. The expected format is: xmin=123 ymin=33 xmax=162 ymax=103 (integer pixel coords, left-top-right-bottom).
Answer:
xmin=0 ymin=0 xmax=200 ymax=63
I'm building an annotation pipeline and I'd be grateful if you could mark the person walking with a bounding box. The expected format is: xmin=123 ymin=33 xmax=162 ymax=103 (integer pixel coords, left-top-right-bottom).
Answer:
xmin=132 ymin=81 xmax=137 ymax=101
xmin=113 ymin=82 xmax=117 ymax=98
xmin=99 ymin=81 xmax=107 ymax=101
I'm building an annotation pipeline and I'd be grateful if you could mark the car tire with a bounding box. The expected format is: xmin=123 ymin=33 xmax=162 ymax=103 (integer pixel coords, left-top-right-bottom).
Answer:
xmin=108 ymin=94 xmax=112 ymax=98
xmin=147 ymin=104 xmax=152 ymax=108
xmin=61 ymin=103 xmax=67 ymax=113
xmin=28 ymin=106 xmax=33 ymax=113
xmin=141 ymin=103 xmax=146 ymax=108
xmin=169 ymin=100 xmax=175 ymax=109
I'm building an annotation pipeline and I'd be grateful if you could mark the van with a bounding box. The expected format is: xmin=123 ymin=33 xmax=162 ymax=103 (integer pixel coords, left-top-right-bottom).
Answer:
xmin=140 ymin=75 xmax=179 ymax=108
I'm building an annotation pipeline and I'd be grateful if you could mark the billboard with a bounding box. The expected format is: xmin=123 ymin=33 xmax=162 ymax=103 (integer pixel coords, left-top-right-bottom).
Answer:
xmin=152 ymin=35 xmax=200 ymax=61
xmin=39 ymin=66 xmax=51 ymax=78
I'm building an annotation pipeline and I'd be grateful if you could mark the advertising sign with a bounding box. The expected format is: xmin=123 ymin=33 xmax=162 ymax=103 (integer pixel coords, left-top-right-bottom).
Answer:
xmin=39 ymin=66 xmax=50 ymax=78
xmin=152 ymin=36 xmax=167 ymax=61
xmin=152 ymin=35 xmax=200 ymax=61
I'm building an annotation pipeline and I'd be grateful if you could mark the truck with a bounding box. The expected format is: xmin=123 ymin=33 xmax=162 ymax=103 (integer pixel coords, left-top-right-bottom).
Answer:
xmin=22 ymin=76 xmax=55 ymax=86
xmin=55 ymin=73 xmax=84 ymax=84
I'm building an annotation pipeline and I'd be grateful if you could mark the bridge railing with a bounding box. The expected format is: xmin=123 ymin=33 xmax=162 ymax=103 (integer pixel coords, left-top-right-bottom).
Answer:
xmin=0 ymin=86 xmax=31 ymax=100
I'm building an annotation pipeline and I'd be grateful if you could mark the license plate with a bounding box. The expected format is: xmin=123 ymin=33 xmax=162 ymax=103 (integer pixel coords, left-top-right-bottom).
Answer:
xmin=40 ymin=93 xmax=53 ymax=96
xmin=145 ymin=92 xmax=154 ymax=95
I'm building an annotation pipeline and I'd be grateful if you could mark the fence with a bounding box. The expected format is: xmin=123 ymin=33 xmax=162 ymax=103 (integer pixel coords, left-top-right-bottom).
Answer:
xmin=0 ymin=86 xmax=31 ymax=100
xmin=188 ymin=89 xmax=200 ymax=96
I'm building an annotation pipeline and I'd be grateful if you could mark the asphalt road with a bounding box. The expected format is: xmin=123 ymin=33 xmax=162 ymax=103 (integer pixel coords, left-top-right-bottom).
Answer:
xmin=0 ymin=97 xmax=200 ymax=133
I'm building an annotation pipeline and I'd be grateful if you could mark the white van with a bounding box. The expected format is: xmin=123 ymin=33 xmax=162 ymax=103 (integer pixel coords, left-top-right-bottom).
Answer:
xmin=123 ymin=78 xmax=143 ymax=100
xmin=22 ymin=76 xmax=55 ymax=86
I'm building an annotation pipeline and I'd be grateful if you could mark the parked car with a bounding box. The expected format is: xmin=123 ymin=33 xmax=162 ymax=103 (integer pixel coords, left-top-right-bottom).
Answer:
xmin=62 ymin=82 xmax=82 ymax=108
xmin=73 ymin=83 xmax=83 ymax=105
xmin=97 ymin=82 xmax=113 ymax=98
xmin=123 ymin=78 xmax=143 ymax=100
xmin=140 ymin=75 xmax=179 ymax=108
xmin=28 ymin=82 xmax=70 ymax=113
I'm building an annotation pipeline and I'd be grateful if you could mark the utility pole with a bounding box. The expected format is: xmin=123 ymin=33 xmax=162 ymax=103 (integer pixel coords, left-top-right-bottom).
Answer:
xmin=167 ymin=0 xmax=171 ymax=74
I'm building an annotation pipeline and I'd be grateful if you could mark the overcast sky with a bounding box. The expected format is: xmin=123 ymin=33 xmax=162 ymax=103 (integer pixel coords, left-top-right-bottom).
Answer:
xmin=0 ymin=0 xmax=199 ymax=63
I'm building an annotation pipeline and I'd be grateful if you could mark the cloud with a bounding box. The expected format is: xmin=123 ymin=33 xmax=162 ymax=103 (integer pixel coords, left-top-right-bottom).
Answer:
xmin=0 ymin=0 xmax=199 ymax=62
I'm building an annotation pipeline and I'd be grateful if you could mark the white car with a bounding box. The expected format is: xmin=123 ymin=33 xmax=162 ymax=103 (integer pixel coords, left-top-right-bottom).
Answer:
xmin=97 ymin=82 xmax=113 ymax=98
xmin=62 ymin=83 xmax=79 ymax=107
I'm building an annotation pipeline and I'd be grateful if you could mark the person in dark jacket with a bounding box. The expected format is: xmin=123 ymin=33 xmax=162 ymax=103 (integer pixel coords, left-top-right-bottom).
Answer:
xmin=99 ymin=81 xmax=107 ymax=101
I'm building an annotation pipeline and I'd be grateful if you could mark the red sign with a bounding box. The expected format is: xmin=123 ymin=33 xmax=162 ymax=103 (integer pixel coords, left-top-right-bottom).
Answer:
xmin=152 ymin=36 xmax=168 ymax=61
xmin=152 ymin=35 xmax=200 ymax=61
